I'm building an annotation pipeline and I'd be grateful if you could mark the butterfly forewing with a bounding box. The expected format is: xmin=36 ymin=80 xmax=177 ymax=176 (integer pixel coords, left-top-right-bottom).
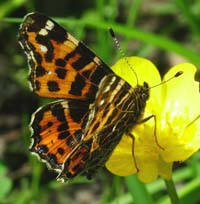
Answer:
xmin=18 ymin=12 xmax=112 ymax=102
xmin=18 ymin=12 xmax=149 ymax=181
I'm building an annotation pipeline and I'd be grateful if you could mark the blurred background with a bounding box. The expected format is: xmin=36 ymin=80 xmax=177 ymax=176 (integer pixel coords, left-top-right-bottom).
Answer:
xmin=1 ymin=0 xmax=200 ymax=203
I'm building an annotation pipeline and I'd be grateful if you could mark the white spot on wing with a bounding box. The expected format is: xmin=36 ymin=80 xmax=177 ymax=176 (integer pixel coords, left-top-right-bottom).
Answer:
xmin=99 ymin=99 xmax=105 ymax=106
xmin=68 ymin=33 xmax=79 ymax=45
xmin=47 ymin=71 xmax=52 ymax=75
xmin=93 ymin=56 xmax=101 ymax=65
xmin=39 ymin=28 xmax=48 ymax=36
xmin=111 ymin=76 xmax=116 ymax=83
xmin=62 ymin=102 xmax=69 ymax=109
xmin=46 ymin=20 xmax=55 ymax=30
xmin=40 ymin=45 xmax=47 ymax=52
xmin=103 ymin=85 xmax=111 ymax=93
xmin=112 ymin=125 xmax=117 ymax=131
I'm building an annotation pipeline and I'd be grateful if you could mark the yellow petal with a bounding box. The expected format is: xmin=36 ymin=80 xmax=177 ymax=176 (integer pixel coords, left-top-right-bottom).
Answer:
xmin=161 ymin=122 xmax=199 ymax=162
xmin=105 ymin=134 xmax=137 ymax=176
xmin=133 ymin=126 xmax=173 ymax=182
xmin=162 ymin=63 xmax=200 ymax=119
xmin=133 ymin=124 xmax=160 ymax=183
xmin=160 ymin=63 xmax=200 ymax=162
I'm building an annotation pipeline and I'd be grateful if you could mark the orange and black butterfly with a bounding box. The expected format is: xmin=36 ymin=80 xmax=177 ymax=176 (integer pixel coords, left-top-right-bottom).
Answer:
xmin=18 ymin=12 xmax=149 ymax=181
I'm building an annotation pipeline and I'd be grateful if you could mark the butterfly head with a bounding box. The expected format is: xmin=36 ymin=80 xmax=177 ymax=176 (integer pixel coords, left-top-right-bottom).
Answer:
xmin=133 ymin=82 xmax=149 ymax=111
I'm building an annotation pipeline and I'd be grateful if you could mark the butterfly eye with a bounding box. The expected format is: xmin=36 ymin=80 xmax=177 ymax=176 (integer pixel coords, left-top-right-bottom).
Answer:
xmin=142 ymin=93 xmax=148 ymax=100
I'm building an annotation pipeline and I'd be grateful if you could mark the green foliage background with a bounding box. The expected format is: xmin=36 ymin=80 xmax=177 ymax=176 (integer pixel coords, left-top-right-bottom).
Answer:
xmin=1 ymin=0 xmax=200 ymax=203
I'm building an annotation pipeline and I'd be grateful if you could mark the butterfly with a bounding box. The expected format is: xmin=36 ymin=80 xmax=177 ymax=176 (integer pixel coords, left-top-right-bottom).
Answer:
xmin=18 ymin=12 xmax=149 ymax=181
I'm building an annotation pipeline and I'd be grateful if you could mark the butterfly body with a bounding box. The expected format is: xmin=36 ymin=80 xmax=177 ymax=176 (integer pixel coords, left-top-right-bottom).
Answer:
xmin=18 ymin=12 xmax=149 ymax=180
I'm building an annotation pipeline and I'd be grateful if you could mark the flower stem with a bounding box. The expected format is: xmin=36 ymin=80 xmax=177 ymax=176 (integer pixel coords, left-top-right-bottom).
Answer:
xmin=164 ymin=179 xmax=180 ymax=204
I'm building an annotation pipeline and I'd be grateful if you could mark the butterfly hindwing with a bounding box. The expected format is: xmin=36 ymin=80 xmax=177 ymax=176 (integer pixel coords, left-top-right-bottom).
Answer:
xmin=18 ymin=12 xmax=113 ymax=102
xmin=30 ymin=100 xmax=91 ymax=172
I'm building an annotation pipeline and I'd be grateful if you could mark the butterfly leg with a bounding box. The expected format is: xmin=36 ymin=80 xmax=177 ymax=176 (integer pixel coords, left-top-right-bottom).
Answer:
xmin=126 ymin=132 xmax=139 ymax=172
xmin=137 ymin=115 xmax=164 ymax=150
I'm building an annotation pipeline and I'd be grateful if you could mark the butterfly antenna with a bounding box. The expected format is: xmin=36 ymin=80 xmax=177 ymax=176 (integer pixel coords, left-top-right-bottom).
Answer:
xmin=109 ymin=28 xmax=139 ymax=85
xmin=149 ymin=71 xmax=183 ymax=89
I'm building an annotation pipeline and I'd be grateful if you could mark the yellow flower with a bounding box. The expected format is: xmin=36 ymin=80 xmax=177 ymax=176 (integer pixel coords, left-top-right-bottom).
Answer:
xmin=106 ymin=57 xmax=200 ymax=183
